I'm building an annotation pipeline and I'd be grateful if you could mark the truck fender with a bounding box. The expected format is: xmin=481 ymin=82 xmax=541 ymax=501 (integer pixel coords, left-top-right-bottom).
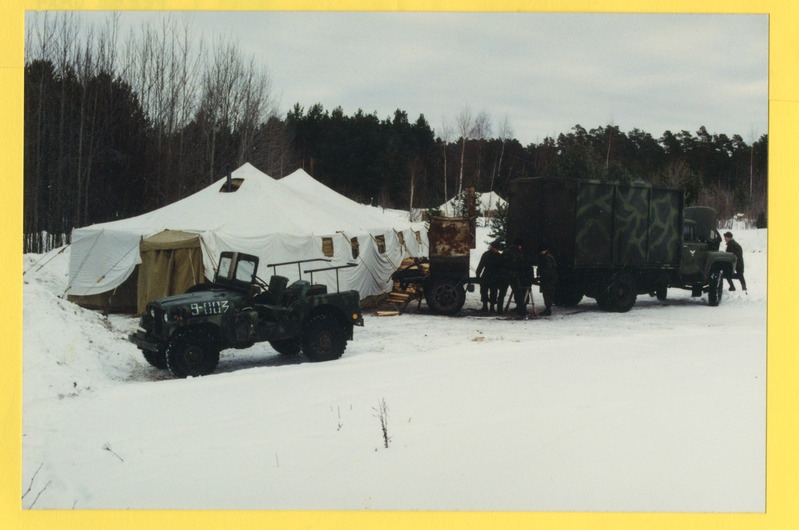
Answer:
xmin=703 ymin=251 xmax=736 ymax=280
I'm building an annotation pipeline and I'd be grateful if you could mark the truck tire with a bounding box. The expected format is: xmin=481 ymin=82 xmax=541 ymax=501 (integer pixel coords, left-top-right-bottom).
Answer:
xmin=707 ymin=267 xmax=724 ymax=307
xmin=426 ymin=279 xmax=466 ymax=315
xmin=142 ymin=344 xmax=167 ymax=369
xmin=165 ymin=340 xmax=220 ymax=378
xmin=655 ymin=285 xmax=668 ymax=301
xmin=606 ymin=274 xmax=637 ymax=313
xmin=269 ymin=338 xmax=301 ymax=355
xmin=302 ymin=314 xmax=347 ymax=362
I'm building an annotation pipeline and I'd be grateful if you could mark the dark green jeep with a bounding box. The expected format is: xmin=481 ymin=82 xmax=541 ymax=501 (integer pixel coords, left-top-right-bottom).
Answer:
xmin=131 ymin=251 xmax=364 ymax=378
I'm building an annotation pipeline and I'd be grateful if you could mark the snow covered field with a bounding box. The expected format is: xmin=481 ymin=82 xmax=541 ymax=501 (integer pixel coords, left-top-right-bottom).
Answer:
xmin=20 ymin=225 xmax=767 ymax=513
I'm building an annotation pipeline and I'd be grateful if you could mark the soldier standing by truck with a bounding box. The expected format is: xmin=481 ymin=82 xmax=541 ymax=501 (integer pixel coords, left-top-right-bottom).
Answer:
xmin=504 ymin=239 xmax=534 ymax=317
xmin=536 ymin=243 xmax=558 ymax=316
xmin=723 ymin=231 xmax=747 ymax=291
xmin=476 ymin=239 xmax=504 ymax=313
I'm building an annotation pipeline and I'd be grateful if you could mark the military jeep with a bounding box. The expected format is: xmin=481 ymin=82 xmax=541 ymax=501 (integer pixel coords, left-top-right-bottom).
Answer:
xmin=130 ymin=251 xmax=364 ymax=378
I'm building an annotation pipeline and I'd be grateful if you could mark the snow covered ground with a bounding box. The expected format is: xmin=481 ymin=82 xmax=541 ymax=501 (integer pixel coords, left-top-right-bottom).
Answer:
xmin=20 ymin=224 xmax=767 ymax=513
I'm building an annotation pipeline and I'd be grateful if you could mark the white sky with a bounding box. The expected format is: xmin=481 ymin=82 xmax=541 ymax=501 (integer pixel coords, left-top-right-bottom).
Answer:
xmin=58 ymin=11 xmax=768 ymax=145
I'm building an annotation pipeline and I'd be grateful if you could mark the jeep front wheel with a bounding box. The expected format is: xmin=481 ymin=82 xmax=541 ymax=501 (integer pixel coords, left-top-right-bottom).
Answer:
xmin=302 ymin=314 xmax=347 ymax=362
xmin=166 ymin=341 xmax=220 ymax=378
xmin=142 ymin=344 xmax=168 ymax=369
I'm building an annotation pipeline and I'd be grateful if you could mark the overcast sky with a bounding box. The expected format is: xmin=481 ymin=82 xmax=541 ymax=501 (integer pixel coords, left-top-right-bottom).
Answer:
xmin=65 ymin=11 xmax=767 ymax=145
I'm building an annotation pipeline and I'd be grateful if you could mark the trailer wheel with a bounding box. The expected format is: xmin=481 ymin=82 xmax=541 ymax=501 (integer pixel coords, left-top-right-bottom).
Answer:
xmin=606 ymin=274 xmax=637 ymax=313
xmin=655 ymin=285 xmax=668 ymax=301
xmin=707 ymin=267 xmax=724 ymax=307
xmin=426 ymin=279 xmax=466 ymax=315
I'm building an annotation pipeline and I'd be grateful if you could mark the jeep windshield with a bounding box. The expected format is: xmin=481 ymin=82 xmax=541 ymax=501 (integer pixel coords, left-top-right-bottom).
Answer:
xmin=214 ymin=252 xmax=259 ymax=289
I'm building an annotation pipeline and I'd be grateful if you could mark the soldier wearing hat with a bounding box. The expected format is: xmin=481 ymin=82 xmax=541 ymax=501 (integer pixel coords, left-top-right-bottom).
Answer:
xmin=723 ymin=231 xmax=747 ymax=291
xmin=536 ymin=243 xmax=558 ymax=316
xmin=475 ymin=239 xmax=505 ymax=313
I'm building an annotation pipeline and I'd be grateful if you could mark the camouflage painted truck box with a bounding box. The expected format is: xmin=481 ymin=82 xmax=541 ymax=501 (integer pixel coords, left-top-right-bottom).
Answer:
xmin=506 ymin=177 xmax=736 ymax=312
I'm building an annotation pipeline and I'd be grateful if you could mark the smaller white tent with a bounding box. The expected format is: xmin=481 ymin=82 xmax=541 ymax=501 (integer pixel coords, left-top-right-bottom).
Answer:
xmin=66 ymin=164 xmax=428 ymax=312
xmin=439 ymin=191 xmax=507 ymax=217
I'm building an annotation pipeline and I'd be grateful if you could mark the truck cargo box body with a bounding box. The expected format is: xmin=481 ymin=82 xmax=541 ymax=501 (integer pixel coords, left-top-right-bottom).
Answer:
xmin=507 ymin=178 xmax=684 ymax=270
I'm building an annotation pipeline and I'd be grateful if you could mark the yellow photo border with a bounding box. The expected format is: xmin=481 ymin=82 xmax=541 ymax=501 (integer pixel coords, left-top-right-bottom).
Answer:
xmin=2 ymin=1 xmax=791 ymax=529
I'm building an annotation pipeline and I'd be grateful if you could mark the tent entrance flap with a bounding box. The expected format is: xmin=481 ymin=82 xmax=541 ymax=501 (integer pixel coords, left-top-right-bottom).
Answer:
xmin=137 ymin=230 xmax=205 ymax=313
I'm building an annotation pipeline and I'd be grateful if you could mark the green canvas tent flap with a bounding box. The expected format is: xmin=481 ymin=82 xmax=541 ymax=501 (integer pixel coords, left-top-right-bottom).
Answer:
xmin=137 ymin=230 xmax=204 ymax=313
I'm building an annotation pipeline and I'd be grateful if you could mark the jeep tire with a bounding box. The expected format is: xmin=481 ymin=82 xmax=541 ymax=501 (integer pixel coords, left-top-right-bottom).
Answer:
xmin=166 ymin=340 xmax=220 ymax=378
xmin=302 ymin=314 xmax=347 ymax=362
xmin=142 ymin=344 xmax=168 ymax=369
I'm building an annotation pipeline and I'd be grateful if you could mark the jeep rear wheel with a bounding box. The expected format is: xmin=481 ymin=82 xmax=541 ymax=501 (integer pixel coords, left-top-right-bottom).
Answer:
xmin=269 ymin=338 xmax=302 ymax=355
xmin=166 ymin=340 xmax=220 ymax=378
xmin=302 ymin=314 xmax=347 ymax=362
xmin=707 ymin=267 xmax=724 ymax=307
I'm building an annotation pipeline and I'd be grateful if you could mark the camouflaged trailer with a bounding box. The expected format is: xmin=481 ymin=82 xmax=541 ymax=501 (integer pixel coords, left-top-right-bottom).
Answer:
xmin=130 ymin=251 xmax=364 ymax=377
xmin=507 ymin=177 xmax=736 ymax=312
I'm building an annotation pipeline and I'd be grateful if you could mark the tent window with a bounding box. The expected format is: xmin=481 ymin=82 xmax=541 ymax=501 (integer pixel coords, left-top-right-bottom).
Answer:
xmin=375 ymin=235 xmax=386 ymax=254
xmin=415 ymin=230 xmax=422 ymax=245
xmin=397 ymin=231 xmax=406 ymax=252
xmin=322 ymin=237 xmax=334 ymax=257
xmin=350 ymin=237 xmax=360 ymax=259
xmin=219 ymin=178 xmax=244 ymax=192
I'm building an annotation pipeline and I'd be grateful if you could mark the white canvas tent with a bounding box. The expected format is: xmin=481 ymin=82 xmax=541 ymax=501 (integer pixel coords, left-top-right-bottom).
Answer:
xmin=439 ymin=191 xmax=507 ymax=217
xmin=66 ymin=163 xmax=428 ymax=312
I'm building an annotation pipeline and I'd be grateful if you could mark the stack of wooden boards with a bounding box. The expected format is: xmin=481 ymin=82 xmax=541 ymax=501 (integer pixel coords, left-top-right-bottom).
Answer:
xmin=378 ymin=258 xmax=430 ymax=316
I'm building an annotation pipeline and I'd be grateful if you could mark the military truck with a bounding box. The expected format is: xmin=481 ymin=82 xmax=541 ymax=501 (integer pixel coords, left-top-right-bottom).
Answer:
xmin=507 ymin=177 xmax=736 ymax=312
xmin=130 ymin=251 xmax=364 ymax=377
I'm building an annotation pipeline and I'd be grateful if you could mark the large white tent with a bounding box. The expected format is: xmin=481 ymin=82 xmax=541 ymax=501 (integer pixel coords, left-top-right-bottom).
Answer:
xmin=66 ymin=163 xmax=428 ymax=312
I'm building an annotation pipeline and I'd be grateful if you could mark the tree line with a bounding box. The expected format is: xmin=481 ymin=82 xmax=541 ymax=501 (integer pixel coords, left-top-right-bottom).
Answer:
xmin=23 ymin=12 xmax=767 ymax=253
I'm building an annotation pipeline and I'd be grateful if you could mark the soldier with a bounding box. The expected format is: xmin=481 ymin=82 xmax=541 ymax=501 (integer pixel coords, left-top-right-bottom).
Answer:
xmin=723 ymin=231 xmax=747 ymax=291
xmin=503 ymin=239 xmax=534 ymax=317
xmin=536 ymin=243 xmax=558 ymax=316
xmin=475 ymin=239 xmax=504 ymax=313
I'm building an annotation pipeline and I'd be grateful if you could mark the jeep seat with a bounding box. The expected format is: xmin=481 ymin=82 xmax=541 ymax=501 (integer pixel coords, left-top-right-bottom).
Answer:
xmin=283 ymin=280 xmax=310 ymax=305
xmin=263 ymin=275 xmax=289 ymax=305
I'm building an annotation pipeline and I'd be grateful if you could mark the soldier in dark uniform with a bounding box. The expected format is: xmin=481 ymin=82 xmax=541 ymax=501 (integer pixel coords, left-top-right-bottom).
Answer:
xmin=536 ymin=243 xmax=558 ymax=316
xmin=723 ymin=231 xmax=747 ymax=291
xmin=475 ymin=239 xmax=504 ymax=313
xmin=503 ymin=239 xmax=534 ymax=316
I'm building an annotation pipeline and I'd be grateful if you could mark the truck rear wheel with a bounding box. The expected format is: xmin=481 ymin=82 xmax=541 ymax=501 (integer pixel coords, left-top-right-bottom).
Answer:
xmin=426 ymin=279 xmax=466 ymax=315
xmin=707 ymin=268 xmax=724 ymax=306
xmin=165 ymin=340 xmax=220 ymax=378
xmin=302 ymin=314 xmax=347 ymax=362
xmin=606 ymin=274 xmax=637 ymax=313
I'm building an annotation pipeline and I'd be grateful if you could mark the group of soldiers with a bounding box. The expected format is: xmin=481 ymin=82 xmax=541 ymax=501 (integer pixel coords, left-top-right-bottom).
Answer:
xmin=475 ymin=239 xmax=557 ymax=318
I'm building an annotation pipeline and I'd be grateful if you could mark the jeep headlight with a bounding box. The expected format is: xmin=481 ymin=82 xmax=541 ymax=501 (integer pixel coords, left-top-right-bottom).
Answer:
xmin=163 ymin=312 xmax=169 ymax=322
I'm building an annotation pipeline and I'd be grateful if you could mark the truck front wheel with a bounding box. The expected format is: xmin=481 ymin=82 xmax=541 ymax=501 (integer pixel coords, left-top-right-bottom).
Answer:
xmin=166 ymin=340 xmax=220 ymax=378
xmin=707 ymin=268 xmax=724 ymax=307
xmin=302 ymin=314 xmax=347 ymax=362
